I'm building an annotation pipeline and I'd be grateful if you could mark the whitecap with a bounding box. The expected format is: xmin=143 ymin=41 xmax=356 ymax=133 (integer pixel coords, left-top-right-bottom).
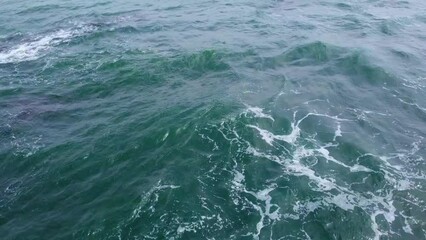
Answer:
xmin=0 ymin=25 xmax=97 ymax=64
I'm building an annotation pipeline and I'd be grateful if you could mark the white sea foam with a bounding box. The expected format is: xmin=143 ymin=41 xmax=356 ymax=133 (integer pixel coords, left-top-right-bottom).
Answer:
xmin=199 ymin=130 xmax=219 ymax=151
xmin=11 ymin=134 xmax=44 ymax=157
xmin=0 ymin=25 xmax=96 ymax=64
xmin=333 ymin=123 xmax=342 ymax=141
xmin=248 ymin=108 xmax=418 ymax=237
xmin=131 ymin=181 xmax=180 ymax=220
xmin=246 ymin=185 xmax=280 ymax=239
xmin=244 ymin=105 xmax=275 ymax=122
xmin=203 ymin=105 xmax=422 ymax=238
xmin=230 ymin=167 xmax=281 ymax=239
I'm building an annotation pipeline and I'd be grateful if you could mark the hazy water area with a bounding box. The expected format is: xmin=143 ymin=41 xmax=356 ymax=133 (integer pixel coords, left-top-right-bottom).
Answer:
xmin=1 ymin=0 xmax=426 ymax=239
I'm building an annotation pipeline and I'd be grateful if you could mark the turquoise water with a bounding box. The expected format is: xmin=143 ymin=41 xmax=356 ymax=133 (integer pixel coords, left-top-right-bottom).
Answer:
xmin=1 ymin=0 xmax=426 ymax=239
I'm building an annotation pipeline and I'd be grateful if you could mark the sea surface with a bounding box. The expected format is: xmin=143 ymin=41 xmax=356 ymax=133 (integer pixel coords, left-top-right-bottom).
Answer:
xmin=1 ymin=0 xmax=426 ymax=239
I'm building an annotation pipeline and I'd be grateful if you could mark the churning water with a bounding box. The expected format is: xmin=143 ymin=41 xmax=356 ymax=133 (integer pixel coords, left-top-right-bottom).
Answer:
xmin=1 ymin=1 xmax=426 ymax=239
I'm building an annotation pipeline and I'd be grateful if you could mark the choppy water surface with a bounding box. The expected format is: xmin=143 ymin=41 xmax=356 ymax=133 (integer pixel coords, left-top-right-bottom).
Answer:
xmin=1 ymin=0 xmax=426 ymax=239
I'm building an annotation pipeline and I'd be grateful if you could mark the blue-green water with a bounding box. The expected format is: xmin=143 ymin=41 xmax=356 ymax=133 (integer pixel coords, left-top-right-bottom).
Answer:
xmin=1 ymin=0 xmax=426 ymax=239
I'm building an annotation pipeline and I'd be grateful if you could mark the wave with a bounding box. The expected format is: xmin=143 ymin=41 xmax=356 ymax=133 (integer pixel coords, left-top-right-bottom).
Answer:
xmin=249 ymin=41 xmax=398 ymax=87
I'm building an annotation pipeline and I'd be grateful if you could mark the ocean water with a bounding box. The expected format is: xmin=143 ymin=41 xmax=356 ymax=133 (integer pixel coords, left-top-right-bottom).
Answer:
xmin=1 ymin=0 xmax=426 ymax=239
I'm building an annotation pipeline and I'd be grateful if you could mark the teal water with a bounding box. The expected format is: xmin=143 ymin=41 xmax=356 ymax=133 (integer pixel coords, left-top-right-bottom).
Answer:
xmin=1 ymin=0 xmax=426 ymax=239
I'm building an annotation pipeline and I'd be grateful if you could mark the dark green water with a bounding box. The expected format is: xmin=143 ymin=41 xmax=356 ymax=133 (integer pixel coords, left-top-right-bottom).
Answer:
xmin=1 ymin=0 xmax=426 ymax=239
